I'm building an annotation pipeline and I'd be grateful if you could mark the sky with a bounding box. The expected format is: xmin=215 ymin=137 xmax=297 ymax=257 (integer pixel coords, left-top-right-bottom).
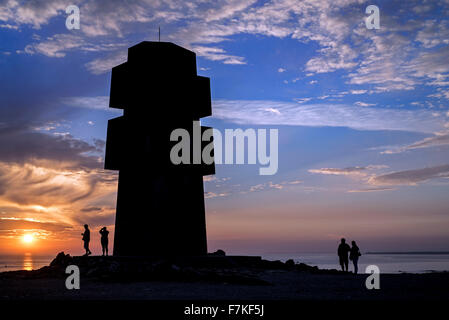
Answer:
xmin=1 ymin=0 xmax=449 ymax=256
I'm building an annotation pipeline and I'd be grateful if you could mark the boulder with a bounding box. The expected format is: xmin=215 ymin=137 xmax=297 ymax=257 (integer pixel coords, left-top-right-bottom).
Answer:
xmin=209 ymin=249 xmax=226 ymax=256
xmin=49 ymin=252 xmax=72 ymax=267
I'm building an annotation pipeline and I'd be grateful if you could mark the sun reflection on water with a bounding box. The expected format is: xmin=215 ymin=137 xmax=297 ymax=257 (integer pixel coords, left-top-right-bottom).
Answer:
xmin=23 ymin=253 xmax=33 ymax=271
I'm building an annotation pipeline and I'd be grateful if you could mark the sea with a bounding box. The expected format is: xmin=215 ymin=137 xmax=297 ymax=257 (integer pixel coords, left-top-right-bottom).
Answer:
xmin=264 ymin=252 xmax=449 ymax=274
xmin=1 ymin=252 xmax=449 ymax=274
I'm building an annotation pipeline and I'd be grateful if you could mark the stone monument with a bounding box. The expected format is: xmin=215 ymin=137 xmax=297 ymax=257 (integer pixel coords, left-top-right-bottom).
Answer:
xmin=104 ymin=41 xmax=214 ymax=256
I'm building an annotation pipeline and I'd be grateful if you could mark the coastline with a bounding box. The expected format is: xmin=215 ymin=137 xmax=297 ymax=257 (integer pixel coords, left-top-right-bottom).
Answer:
xmin=0 ymin=253 xmax=448 ymax=300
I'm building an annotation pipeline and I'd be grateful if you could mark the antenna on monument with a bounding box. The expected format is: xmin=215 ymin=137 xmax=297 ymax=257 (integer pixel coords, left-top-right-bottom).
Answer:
xmin=158 ymin=26 xmax=160 ymax=42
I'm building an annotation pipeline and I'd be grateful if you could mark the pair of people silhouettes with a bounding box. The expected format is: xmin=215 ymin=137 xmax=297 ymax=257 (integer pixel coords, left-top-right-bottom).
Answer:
xmin=81 ymin=224 xmax=109 ymax=256
xmin=337 ymin=238 xmax=361 ymax=274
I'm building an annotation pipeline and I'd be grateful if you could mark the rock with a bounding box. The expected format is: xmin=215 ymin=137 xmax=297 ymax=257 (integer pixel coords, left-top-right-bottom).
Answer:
xmin=259 ymin=259 xmax=286 ymax=270
xmin=1 ymin=252 xmax=344 ymax=285
xmin=285 ymin=259 xmax=295 ymax=267
xmin=171 ymin=264 xmax=181 ymax=272
xmin=108 ymin=261 xmax=121 ymax=273
xmin=209 ymin=249 xmax=226 ymax=256
xmin=49 ymin=252 xmax=72 ymax=267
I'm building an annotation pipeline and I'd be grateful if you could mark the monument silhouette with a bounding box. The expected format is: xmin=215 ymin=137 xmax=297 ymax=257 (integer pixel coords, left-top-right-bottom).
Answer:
xmin=105 ymin=41 xmax=215 ymax=256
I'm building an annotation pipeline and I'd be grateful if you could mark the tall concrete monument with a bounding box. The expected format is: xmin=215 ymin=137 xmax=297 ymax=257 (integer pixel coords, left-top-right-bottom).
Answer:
xmin=105 ymin=41 xmax=214 ymax=256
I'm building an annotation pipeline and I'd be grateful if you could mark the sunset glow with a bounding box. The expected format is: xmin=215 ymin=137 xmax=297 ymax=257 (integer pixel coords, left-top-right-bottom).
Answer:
xmin=22 ymin=234 xmax=34 ymax=244
xmin=0 ymin=0 xmax=449 ymax=258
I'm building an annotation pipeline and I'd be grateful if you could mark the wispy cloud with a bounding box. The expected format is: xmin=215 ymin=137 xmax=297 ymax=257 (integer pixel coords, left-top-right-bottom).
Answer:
xmin=212 ymin=100 xmax=445 ymax=133
xmin=61 ymin=96 xmax=121 ymax=113
xmin=347 ymin=187 xmax=396 ymax=193
xmin=85 ymin=50 xmax=128 ymax=75
xmin=354 ymin=101 xmax=376 ymax=107
xmin=244 ymin=180 xmax=302 ymax=193
xmin=191 ymin=46 xmax=246 ymax=65
xmin=309 ymin=166 xmax=369 ymax=176
xmin=20 ymin=34 xmax=127 ymax=58
xmin=350 ymin=90 xmax=367 ymax=95
xmin=6 ymin=0 xmax=449 ymax=105
xmin=381 ymin=132 xmax=449 ymax=154
xmin=204 ymin=191 xmax=230 ymax=199
xmin=309 ymin=165 xmax=387 ymax=177
xmin=310 ymin=163 xmax=449 ymax=189
xmin=368 ymin=165 xmax=449 ymax=186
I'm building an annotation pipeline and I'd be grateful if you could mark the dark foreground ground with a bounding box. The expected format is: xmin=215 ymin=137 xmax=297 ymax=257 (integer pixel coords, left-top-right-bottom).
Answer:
xmin=0 ymin=253 xmax=448 ymax=301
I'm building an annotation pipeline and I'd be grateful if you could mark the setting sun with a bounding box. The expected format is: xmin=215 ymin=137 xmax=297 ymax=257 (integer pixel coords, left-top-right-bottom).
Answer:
xmin=22 ymin=234 xmax=34 ymax=243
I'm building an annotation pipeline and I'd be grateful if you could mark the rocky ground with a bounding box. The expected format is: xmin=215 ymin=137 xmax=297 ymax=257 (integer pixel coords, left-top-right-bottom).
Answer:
xmin=0 ymin=252 xmax=448 ymax=300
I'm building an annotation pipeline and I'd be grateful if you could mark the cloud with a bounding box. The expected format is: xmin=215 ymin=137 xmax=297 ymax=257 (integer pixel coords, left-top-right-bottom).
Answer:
xmin=416 ymin=19 xmax=449 ymax=48
xmin=381 ymin=132 xmax=449 ymax=154
xmin=308 ymin=163 xmax=449 ymax=189
xmin=0 ymin=128 xmax=104 ymax=170
xmin=212 ymin=100 xmax=446 ymax=133
xmin=0 ymin=23 xmax=17 ymax=29
xmin=203 ymin=0 xmax=257 ymax=22
xmin=264 ymin=107 xmax=281 ymax=115
xmin=61 ymin=96 xmax=120 ymax=113
xmin=0 ymin=217 xmax=73 ymax=240
xmin=204 ymin=176 xmax=231 ymax=183
xmin=0 ymin=160 xmax=117 ymax=233
xmin=204 ymin=191 xmax=229 ymax=199
xmin=80 ymin=206 xmax=103 ymax=212
xmin=0 ymin=116 xmax=118 ymax=233
xmin=0 ymin=161 xmax=116 ymax=206
xmin=6 ymin=0 xmax=449 ymax=99
xmin=308 ymin=165 xmax=388 ymax=177
xmin=347 ymin=187 xmax=396 ymax=193
xmin=0 ymin=217 xmax=71 ymax=232
xmin=278 ymin=68 xmax=286 ymax=73
xmin=368 ymin=165 xmax=449 ymax=186
xmin=191 ymin=46 xmax=246 ymax=65
xmin=22 ymin=34 xmax=128 ymax=58
xmin=294 ymin=98 xmax=312 ymax=104
xmin=249 ymin=182 xmax=283 ymax=192
xmin=246 ymin=180 xmax=302 ymax=193
xmin=0 ymin=0 xmax=72 ymax=29
xmin=85 ymin=50 xmax=128 ymax=74
xmin=0 ymin=119 xmax=108 ymax=167
xmin=309 ymin=166 xmax=369 ymax=176
xmin=350 ymin=90 xmax=367 ymax=95
xmin=354 ymin=101 xmax=376 ymax=107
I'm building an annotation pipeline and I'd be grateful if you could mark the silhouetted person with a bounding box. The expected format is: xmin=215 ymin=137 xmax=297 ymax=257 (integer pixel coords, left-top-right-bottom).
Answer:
xmin=99 ymin=227 xmax=109 ymax=256
xmin=337 ymin=238 xmax=350 ymax=272
xmin=350 ymin=240 xmax=361 ymax=274
xmin=81 ymin=224 xmax=91 ymax=256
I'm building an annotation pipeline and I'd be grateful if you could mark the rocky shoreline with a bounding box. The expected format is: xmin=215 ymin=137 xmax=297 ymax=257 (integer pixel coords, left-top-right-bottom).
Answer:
xmin=1 ymin=252 xmax=448 ymax=300
xmin=0 ymin=251 xmax=338 ymax=283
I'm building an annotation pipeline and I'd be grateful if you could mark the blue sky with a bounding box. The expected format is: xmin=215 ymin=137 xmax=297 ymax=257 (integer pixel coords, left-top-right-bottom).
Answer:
xmin=1 ymin=0 xmax=449 ymax=255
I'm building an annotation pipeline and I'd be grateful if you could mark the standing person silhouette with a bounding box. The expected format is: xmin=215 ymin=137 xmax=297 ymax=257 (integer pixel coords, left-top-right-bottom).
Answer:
xmin=337 ymin=238 xmax=351 ymax=272
xmin=350 ymin=240 xmax=361 ymax=274
xmin=81 ymin=224 xmax=92 ymax=256
xmin=99 ymin=227 xmax=109 ymax=256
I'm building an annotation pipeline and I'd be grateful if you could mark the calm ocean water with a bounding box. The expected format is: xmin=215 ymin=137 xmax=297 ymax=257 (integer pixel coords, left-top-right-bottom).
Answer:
xmin=1 ymin=253 xmax=449 ymax=274
xmin=263 ymin=253 xmax=449 ymax=273
xmin=0 ymin=253 xmax=54 ymax=272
